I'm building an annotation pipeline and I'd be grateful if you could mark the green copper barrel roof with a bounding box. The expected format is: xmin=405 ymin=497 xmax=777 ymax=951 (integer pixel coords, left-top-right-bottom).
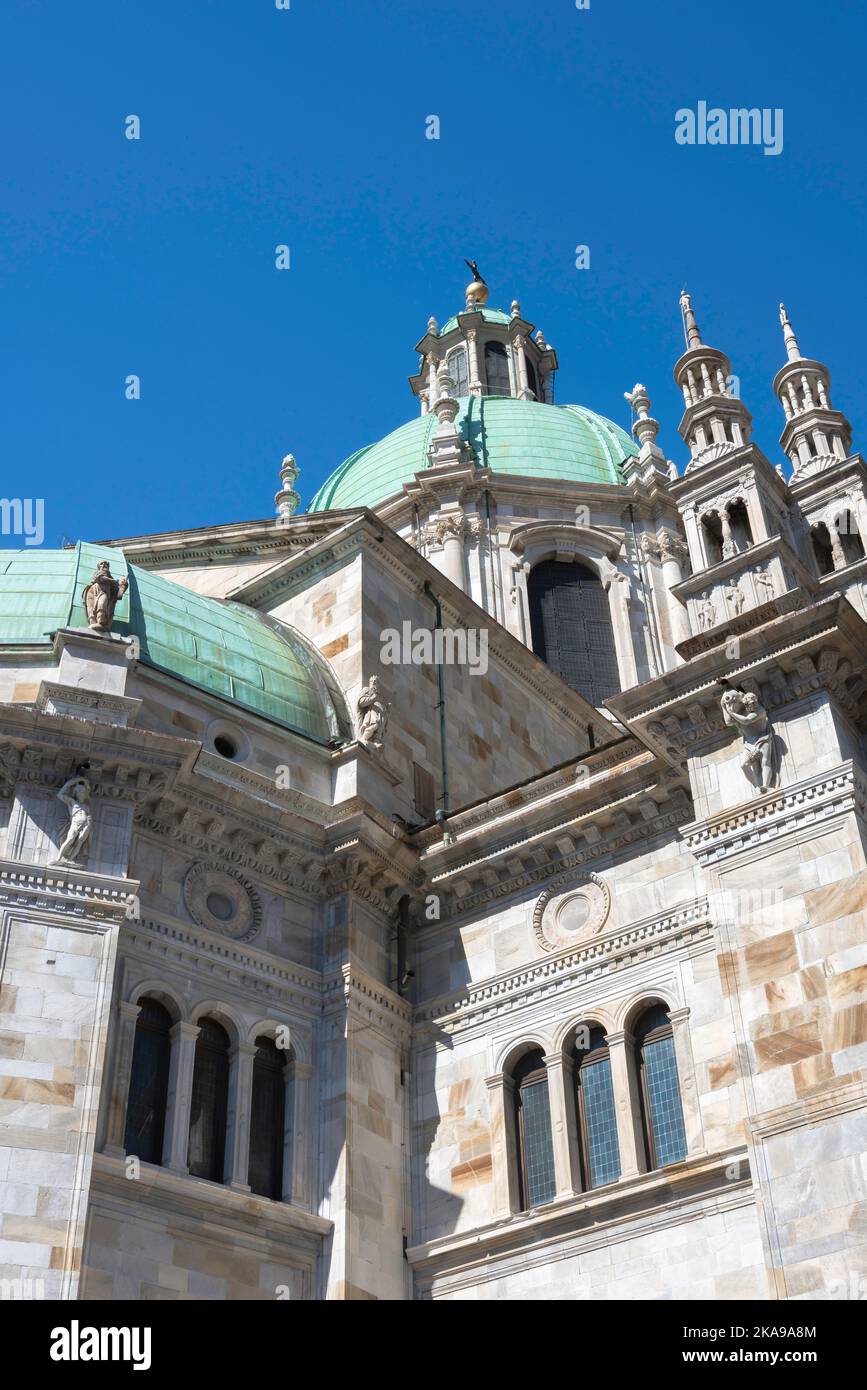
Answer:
xmin=308 ymin=395 xmax=637 ymax=512
xmin=0 ymin=543 xmax=350 ymax=744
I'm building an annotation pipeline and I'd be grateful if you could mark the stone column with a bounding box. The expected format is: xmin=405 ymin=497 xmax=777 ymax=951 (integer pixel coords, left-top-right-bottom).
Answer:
xmin=606 ymin=1030 xmax=645 ymax=1179
xmin=466 ymin=328 xmax=482 ymax=395
xmin=162 ymin=1021 xmax=200 ymax=1174
xmin=427 ymin=354 xmax=439 ymax=405
xmin=285 ymin=1060 xmax=313 ymax=1207
xmin=605 ymin=572 xmax=639 ymax=690
xmin=441 ymin=517 xmax=466 ymax=591
xmin=102 ymin=1000 xmax=141 ymax=1157
xmin=719 ymin=507 xmax=736 ymax=558
xmin=669 ymin=1006 xmax=704 ymax=1157
xmin=486 ymin=1074 xmax=520 ymax=1217
xmin=513 ymin=334 xmax=531 ymax=399
xmin=544 ymin=1054 xmax=581 ymax=1198
xmin=659 ymin=536 xmax=692 ymax=646
xmin=226 ymin=1040 xmax=258 ymax=1191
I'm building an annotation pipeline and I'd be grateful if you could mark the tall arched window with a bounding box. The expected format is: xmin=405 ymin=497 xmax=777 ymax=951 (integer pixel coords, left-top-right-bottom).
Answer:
xmin=574 ymin=1026 xmax=621 ymax=1189
xmin=527 ymin=559 xmax=620 ymax=706
xmin=512 ymin=1049 xmax=556 ymax=1210
xmin=484 ymin=341 xmax=511 ymax=397
xmin=526 ymin=357 xmax=539 ymax=400
xmin=248 ymin=1036 xmax=287 ymax=1201
xmin=635 ymin=1005 xmax=687 ymax=1169
xmin=124 ymin=997 xmax=171 ymax=1165
xmin=446 ymin=346 xmax=468 ymax=397
xmin=188 ymin=1018 xmax=230 ymax=1184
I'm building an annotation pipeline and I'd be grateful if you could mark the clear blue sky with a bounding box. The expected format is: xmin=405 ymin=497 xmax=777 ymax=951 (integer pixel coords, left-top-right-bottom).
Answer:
xmin=3 ymin=0 xmax=865 ymax=546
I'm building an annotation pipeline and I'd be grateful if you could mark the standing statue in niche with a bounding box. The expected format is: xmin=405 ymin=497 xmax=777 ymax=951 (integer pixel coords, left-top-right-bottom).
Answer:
xmin=51 ymin=775 xmax=93 ymax=865
xmin=357 ymin=676 xmax=390 ymax=751
xmin=724 ymin=578 xmax=745 ymax=617
xmin=697 ymin=590 xmax=717 ymax=631
xmin=82 ymin=561 xmax=128 ymax=634
xmin=720 ymin=689 xmax=777 ymax=794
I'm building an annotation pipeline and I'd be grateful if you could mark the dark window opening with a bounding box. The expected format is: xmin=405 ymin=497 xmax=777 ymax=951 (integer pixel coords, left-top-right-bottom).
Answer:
xmin=214 ymin=735 xmax=238 ymax=760
xmin=413 ymin=762 xmax=436 ymax=821
xmin=188 ymin=1017 xmax=230 ymax=1184
xmin=527 ymin=560 xmax=620 ymax=707
xmin=446 ymin=346 xmax=468 ymax=397
xmin=811 ymin=522 xmax=835 ymax=575
xmin=124 ymin=998 xmax=172 ymax=1165
xmin=727 ymin=498 xmax=753 ymax=551
xmin=526 ymin=358 xmax=539 ymax=400
xmin=484 ymin=341 xmax=511 ymax=397
xmin=701 ymin=512 xmax=724 ymax=566
xmin=248 ymin=1036 xmax=287 ymax=1201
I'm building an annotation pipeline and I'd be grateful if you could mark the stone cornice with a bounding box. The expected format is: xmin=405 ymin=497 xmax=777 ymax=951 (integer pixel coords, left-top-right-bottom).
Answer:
xmin=681 ymin=760 xmax=866 ymax=865
xmin=91 ymin=1151 xmax=332 ymax=1247
xmin=415 ymin=896 xmax=713 ymax=1035
xmin=422 ymin=776 xmax=693 ymax=915
xmin=0 ymin=858 xmax=139 ymax=924
xmin=407 ymin=1148 xmax=752 ymax=1289
xmin=323 ymin=962 xmax=412 ymax=1045
xmin=98 ymin=511 xmax=356 ymax=568
xmin=122 ymin=914 xmax=324 ymax=1012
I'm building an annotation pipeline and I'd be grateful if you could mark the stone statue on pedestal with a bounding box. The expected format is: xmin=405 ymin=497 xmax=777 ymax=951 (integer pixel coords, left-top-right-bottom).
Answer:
xmin=83 ymin=562 xmax=128 ymax=634
xmin=720 ymin=689 xmax=777 ymax=794
xmin=51 ymin=775 xmax=93 ymax=865
xmin=357 ymin=677 xmax=389 ymax=751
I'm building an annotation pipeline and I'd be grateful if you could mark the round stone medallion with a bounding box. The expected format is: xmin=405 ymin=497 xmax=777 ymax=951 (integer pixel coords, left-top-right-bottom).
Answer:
xmin=533 ymin=873 xmax=611 ymax=953
xmin=183 ymin=863 xmax=262 ymax=942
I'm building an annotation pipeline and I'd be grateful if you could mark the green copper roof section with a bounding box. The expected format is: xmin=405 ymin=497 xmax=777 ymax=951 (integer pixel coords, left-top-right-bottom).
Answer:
xmin=0 ymin=545 xmax=350 ymax=745
xmin=308 ymin=395 xmax=637 ymax=512
xmin=438 ymin=306 xmax=512 ymax=336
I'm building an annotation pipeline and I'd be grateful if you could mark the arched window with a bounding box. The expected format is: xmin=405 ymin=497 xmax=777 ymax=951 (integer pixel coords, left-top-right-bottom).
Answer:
xmin=635 ymin=1005 xmax=687 ymax=1169
xmin=512 ymin=1050 xmax=556 ymax=1210
xmin=574 ymin=1026 xmax=621 ymax=1189
xmin=811 ymin=521 xmax=835 ymax=575
xmin=446 ymin=346 xmax=468 ymax=397
xmin=484 ymin=341 xmax=511 ymax=397
xmin=526 ymin=357 xmax=539 ymax=400
xmin=701 ymin=511 xmax=724 ymax=566
xmin=124 ymin=997 xmax=171 ymax=1164
xmin=188 ymin=1018 xmax=230 ymax=1184
xmin=248 ymin=1036 xmax=287 ymax=1201
xmin=727 ymin=499 xmax=753 ymax=551
xmin=527 ymin=560 xmax=620 ymax=706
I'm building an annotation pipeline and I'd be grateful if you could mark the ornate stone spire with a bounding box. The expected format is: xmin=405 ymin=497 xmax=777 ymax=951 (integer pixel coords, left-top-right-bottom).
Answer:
xmin=779 ymin=303 xmax=802 ymax=363
xmin=623 ymin=384 xmax=671 ymax=485
xmin=275 ymin=454 xmax=300 ymax=519
xmin=772 ymin=304 xmax=852 ymax=478
xmin=672 ymin=291 xmax=753 ymax=470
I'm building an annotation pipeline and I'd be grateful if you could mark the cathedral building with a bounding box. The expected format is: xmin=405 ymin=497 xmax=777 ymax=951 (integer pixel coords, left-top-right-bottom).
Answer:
xmin=0 ymin=272 xmax=865 ymax=1301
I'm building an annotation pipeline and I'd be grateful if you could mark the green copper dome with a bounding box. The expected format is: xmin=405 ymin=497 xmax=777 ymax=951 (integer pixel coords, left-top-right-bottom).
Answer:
xmin=0 ymin=543 xmax=350 ymax=744
xmin=308 ymin=396 xmax=636 ymax=513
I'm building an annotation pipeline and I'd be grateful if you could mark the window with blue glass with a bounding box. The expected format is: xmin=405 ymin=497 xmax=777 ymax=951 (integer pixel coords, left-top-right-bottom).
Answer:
xmin=575 ymin=1026 xmax=621 ymax=1189
xmin=636 ymin=1005 xmax=688 ymax=1169
xmin=512 ymin=1050 xmax=556 ymax=1209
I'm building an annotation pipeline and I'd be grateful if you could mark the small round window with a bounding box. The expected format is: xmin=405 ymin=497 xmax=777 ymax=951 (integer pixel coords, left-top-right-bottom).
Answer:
xmin=214 ymin=734 xmax=238 ymax=760
xmin=206 ymin=892 xmax=234 ymax=922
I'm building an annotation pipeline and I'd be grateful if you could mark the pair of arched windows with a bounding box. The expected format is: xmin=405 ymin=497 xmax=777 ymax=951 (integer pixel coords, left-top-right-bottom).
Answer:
xmin=123 ymin=999 xmax=289 ymax=1201
xmin=511 ymin=1005 xmax=687 ymax=1212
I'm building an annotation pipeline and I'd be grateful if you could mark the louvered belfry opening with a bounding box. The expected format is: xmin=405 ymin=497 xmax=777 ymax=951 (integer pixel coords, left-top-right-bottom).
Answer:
xmin=527 ymin=560 xmax=620 ymax=707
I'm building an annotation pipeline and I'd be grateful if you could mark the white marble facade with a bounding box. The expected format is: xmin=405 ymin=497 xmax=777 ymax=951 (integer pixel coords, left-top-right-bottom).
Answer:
xmin=0 ymin=285 xmax=866 ymax=1302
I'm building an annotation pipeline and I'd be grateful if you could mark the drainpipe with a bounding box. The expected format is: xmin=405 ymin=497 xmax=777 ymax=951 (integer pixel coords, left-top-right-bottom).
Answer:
xmin=423 ymin=581 xmax=450 ymax=818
